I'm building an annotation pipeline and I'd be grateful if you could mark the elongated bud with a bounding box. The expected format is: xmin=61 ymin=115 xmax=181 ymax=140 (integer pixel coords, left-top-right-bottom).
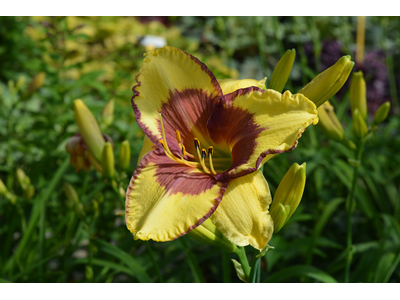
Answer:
xmin=101 ymin=142 xmax=115 ymax=179
xmin=118 ymin=140 xmax=131 ymax=171
xmin=217 ymin=78 xmax=267 ymax=95
xmin=0 ymin=178 xmax=8 ymax=196
xmin=23 ymin=185 xmax=35 ymax=201
xmin=270 ymin=203 xmax=290 ymax=233
xmin=187 ymin=218 xmax=236 ymax=253
xmin=101 ymin=99 xmax=114 ymax=128
xmin=269 ymin=49 xmax=296 ymax=93
xmin=25 ymin=72 xmax=46 ymax=96
xmin=317 ymin=101 xmax=344 ymax=142
xmin=350 ymin=71 xmax=367 ymax=120
xmin=298 ymin=56 xmax=354 ymax=107
xmin=373 ymin=102 xmax=391 ymax=126
xmin=352 ymin=109 xmax=368 ymax=140
xmin=16 ymin=168 xmax=30 ymax=190
xmin=270 ymin=163 xmax=306 ymax=233
xmin=74 ymin=99 xmax=105 ymax=162
xmin=64 ymin=182 xmax=79 ymax=204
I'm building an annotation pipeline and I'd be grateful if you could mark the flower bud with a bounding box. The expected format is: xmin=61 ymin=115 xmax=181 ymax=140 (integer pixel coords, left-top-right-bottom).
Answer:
xmin=74 ymin=99 xmax=105 ymax=162
xmin=64 ymin=182 xmax=79 ymax=205
xmin=217 ymin=78 xmax=267 ymax=95
xmin=16 ymin=168 xmax=30 ymax=190
xmin=0 ymin=178 xmax=8 ymax=196
xmin=270 ymin=163 xmax=306 ymax=233
xmin=187 ymin=218 xmax=236 ymax=253
xmin=350 ymin=71 xmax=367 ymax=120
xmin=118 ymin=140 xmax=131 ymax=171
xmin=101 ymin=99 xmax=114 ymax=128
xmin=352 ymin=109 xmax=368 ymax=140
xmin=317 ymin=101 xmax=344 ymax=142
xmin=373 ymin=101 xmax=391 ymax=126
xmin=269 ymin=49 xmax=296 ymax=93
xmin=270 ymin=203 xmax=290 ymax=233
xmin=25 ymin=72 xmax=46 ymax=96
xmin=23 ymin=185 xmax=35 ymax=201
xmin=101 ymin=142 xmax=115 ymax=179
xmin=298 ymin=56 xmax=354 ymax=107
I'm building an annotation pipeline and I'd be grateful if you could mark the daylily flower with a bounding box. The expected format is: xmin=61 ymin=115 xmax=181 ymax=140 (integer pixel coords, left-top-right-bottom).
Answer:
xmin=126 ymin=46 xmax=318 ymax=250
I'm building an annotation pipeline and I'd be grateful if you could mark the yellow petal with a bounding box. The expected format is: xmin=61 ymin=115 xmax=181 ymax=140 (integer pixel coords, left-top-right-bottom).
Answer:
xmin=217 ymin=78 xmax=267 ymax=95
xmin=132 ymin=46 xmax=222 ymax=156
xmin=125 ymin=149 xmax=228 ymax=242
xmin=210 ymin=170 xmax=273 ymax=250
xmin=138 ymin=136 xmax=157 ymax=164
xmin=208 ymin=88 xmax=318 ymax=180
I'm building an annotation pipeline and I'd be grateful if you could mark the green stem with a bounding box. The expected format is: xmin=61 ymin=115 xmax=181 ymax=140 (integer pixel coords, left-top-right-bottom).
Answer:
xmin=344 ymin=140 xmax=365 ymax=283
xmin=222 ymin=251 xmax=231 ymax=283
xmin=235 ymin=246 xmax=251 ymax=281
xmin=248 ymin=250 xmax=262 ymax=283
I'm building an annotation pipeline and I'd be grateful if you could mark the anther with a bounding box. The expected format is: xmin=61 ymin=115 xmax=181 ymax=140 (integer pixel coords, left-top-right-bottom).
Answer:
xmin=201 ymin=149 xmax=207 ymax=159
xmin=176 ymin=130 xmax=182 ymax=144
xmin=181 ymin=145 xmax=186 ymax=156
xmin=194 ymin=138 xmax=200 ymax=150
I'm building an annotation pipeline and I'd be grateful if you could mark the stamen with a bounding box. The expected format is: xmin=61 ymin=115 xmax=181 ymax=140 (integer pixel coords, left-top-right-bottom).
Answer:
xmin=159 ymin=113 xmax=173 ymax=157
xmin=208 ymin=146 xmax=217 ymax=175
xmin=200 ymin=148 xmax=211 ymax=174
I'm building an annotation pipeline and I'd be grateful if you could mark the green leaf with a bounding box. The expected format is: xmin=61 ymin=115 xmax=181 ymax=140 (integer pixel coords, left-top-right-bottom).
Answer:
xmin=374 ymin=252 xmax=397 ymax=282
xmin=264 ymin=265 xmax=337 ymax=283
xmin=91 ymin=238 xmax=151 ymax=283
xmin=306 ymin=198 xmax=344 ymax=264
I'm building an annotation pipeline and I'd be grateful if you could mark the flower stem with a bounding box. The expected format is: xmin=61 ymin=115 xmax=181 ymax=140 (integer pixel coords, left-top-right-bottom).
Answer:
xmin=248 ymin=250 xmax=262 ymax=283
xmin=235 ymin=246 xmax=251 ymax=281
xmin=344 ymin=140 xmax=365 ymax=283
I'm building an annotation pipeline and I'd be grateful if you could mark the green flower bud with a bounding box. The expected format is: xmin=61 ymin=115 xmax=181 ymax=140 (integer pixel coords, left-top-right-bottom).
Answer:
xmin=64 ymin=182 xmax=79 ymax=204
xmin=352 ymin=109 xmax=368 ymax=140
xmin=74 ymin=99 xmax=105 ymax=162
xmin=269 ymin=49 xmax=296 ymax=93
xmin=317 ymin=101 xmax=344 ymax=142
xmin=23 ymin=185 xmax=35 ymax=201
xmin=187 ymin=218 xmax=236 ymax=253
xmin=16 ymin=168 xmax=30 ymax=190
xmin=118 ymin=140 xmax=131 ymax=171
xmin=298 ymin=56 xmax=354 ymax=107
xmin=350 ymin=71 xmax=367 ymax=120
xmin=373 ymin=101 xmax=391 ymax=126
xmin=101 ymin=99 xmax=114 ymax=128
xmin=270 ymin=163 xmax=306 ymax=233
xmin=101 ymin=142 xmax=115 ymax=179
xmin=25 ymin=72 xmax=46 ymax=96
xmin=0 ymin=178 xmax=8 ymax=196
xmin=270 ymin=203 xmax=290 ymax=233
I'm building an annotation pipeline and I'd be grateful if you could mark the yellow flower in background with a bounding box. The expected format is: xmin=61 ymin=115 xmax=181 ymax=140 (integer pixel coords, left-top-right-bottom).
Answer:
xmin=125 ymin=46 xmax=318 ymax=250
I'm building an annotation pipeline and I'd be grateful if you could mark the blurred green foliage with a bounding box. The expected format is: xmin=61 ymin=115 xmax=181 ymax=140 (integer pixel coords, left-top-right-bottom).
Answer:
xmin=0 ymin=16 xmax=399 ymax=283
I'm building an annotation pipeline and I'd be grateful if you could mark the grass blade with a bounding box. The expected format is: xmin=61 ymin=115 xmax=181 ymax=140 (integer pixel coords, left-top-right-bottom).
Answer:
xmin=91 ymin=238 xmax=151 ymax=283
xmin=264 ymin=265 xmax=337 ymax=283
